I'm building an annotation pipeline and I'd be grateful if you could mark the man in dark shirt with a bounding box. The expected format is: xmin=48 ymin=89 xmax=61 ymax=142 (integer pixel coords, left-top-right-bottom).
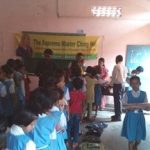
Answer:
xmin=68 ymin=52 xmax=85 ymax=77
xmin=35 ymin=49 xmax=58 ymax=86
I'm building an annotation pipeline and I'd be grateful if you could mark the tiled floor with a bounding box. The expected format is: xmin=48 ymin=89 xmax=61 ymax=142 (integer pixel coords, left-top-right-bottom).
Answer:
xmin=96 ymin=110 xmax=150 ymax=150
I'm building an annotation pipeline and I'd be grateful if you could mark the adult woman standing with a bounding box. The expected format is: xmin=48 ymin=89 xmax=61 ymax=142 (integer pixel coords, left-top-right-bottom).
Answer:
xmin=95 ymin=57 xmax=109 ymax=110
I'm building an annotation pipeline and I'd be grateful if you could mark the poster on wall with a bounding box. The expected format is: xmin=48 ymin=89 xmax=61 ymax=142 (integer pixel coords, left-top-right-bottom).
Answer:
xmin=15 ymin=31 xmax=100 ymax=60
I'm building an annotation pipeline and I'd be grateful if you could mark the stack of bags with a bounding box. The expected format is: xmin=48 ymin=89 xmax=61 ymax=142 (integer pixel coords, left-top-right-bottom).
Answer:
xmin=79 ymin=122 xmax=108 ymax=150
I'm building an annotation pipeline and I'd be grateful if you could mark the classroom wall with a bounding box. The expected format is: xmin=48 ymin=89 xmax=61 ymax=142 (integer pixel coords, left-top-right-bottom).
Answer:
xmin=0 ymin=0 xmax=150 ymax=90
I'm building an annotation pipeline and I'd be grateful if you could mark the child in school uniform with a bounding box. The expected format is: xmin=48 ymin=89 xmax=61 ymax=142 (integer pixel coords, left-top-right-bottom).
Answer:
xmin=111 ymin=55 xmax=127 ymax=121
xmin=63 ymin=85 xmax=70 ymax=121
xmin=121 ymin=76 xmax=150 ymax=150
xmin=68 ymin=52 xmax=85 ymax=78
xmin=14 ymin=60 xmax=26 ymax=107
xmin=6 ymin=59 xmax=16 ymax=70
xmin=85 ymin=66 xmax=98 ymax=119
xmin=55 ymin=69 xmax=68 ymax=98
xmin=55 ymin=69 xmax=70 ymax=121
xmin=67 ymin=61 xmax=87 ymax=93
xmin=0 ymin=81 xmax=6 ymax=116
xmin=43 ymin=72 xmax=68 ymax=146
xmin=27 ymin=88 xmax=56 ymax=150
xmin=50 ymin=88 xmax=67 ymax=150
xmin=59 ymin=98 xmax=68 ymax=141
xmin=0 ymin=68 xmax=7 ymax=116
xmin=85 ymin=66 xmax=107 ymax=118
xmin=1 ymin=65 xmax=15 ymax=124
xmin=24 ymin=71 xmax=31 ymax=102
xmin=68 ymin=77 xmax=86 ymax=149
xmin=7 ymin=109 xmax=37 ymax=150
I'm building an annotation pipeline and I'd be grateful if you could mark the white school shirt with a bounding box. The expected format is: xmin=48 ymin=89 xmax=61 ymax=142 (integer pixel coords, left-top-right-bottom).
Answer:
xmin=111 ymin=63 xmax=127 ymax=85
xmin=64 ymin=87 xmax=70 ymax=106
xmin=15 ymin=72 xmax=25 ymax=96
xmin=82 ymin=77 xmax=87 ymax=92
xmin=0 ymin=81 xmax=7 ymax=97
xmin=38 ymin=113 xmax=47 ymax=118
xmin=122 ymin=90 xmax=148 ymax=104
xmin=10 ymin=124 xmax=36 ymax=150
xmin=5 ymin=78 xmax=15 ymax=94
xmin=64 ymin=87 xmax=70 ymax=102
xmin=60 ymin=111 xmax=67 ymax=129
xmin=49 ymin=106 xmax=59 ymax=140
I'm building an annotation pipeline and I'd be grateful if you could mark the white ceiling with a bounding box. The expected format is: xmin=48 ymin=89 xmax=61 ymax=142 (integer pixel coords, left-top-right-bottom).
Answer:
xmin=58 ymin=0 xmax=150 ymax=20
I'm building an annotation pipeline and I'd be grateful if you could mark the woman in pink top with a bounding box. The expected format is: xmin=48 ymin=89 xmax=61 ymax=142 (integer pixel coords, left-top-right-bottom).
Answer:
xmin=95 ymin=58 xmax=109 ymax=109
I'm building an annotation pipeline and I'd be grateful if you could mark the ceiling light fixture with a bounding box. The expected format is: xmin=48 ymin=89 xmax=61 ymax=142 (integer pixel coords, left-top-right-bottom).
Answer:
xmin=91 ymin=6 xmax=122 ymax=18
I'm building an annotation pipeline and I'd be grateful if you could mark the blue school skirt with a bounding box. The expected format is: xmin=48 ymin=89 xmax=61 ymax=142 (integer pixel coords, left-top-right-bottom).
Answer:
xmin=121 ymin=110 xmax=146 ymax=141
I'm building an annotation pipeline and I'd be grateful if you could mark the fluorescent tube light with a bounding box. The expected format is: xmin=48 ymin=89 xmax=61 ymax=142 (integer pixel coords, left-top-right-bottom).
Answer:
xmin=91 ymin=6 xmax=122 ymax=18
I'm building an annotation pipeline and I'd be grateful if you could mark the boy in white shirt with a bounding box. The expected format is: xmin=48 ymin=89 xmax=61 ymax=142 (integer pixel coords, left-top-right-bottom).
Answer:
xmin=111 ymin=55 xmax=127 ymax=121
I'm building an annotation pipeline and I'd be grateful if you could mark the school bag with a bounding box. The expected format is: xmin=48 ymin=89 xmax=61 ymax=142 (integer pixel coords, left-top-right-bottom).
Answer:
xmin=85 ymin=122 xmax=108 ymax=137
xmin=79 ymin=122 xmax=107 ymax=150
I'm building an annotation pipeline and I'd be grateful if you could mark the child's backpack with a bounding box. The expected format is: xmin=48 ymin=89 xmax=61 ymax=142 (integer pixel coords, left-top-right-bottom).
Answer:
xmin=85 ymin=122 xmax=108 ymax=137
xmin=79 ymin=122 xmax=107 ymax=150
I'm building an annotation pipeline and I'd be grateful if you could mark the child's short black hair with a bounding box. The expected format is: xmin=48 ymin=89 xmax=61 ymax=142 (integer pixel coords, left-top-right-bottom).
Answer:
xmin=1 ymin=64 xmax=14 ymax=75
xmin=86 ymin=66 xmax=93 ymax=74
xmin=98 ymin=57 xmax=105 ymax=63
xmin=86 ymin=66 xmax=97 ymax=77
xmin=27 ymin=88 xmax=53 ymax=115
xmin=130 ymin=76 xmax=141 ymax=85
xmin=48 ymin=88 xmax=64 ymax=104
xmin=136 ymin=66 xmax=144 ymax=72
xmin=131 ymin=69 xmax=136 ymax=74
xmin=115 ymin=55 xmax=123 ymax=64
xmin=15 ymin=59 xmax=24 ymax=71
xmin=6 ymin=59 xmax=16 ymax=70
xmin=54 ymin=69 xmax=65 ymax=85
xmin=72 ymin=77 xmax=83 ymax=90
xmin=43 ymin=75 xmax=56 ymax=89
xmin=13 ymin=109 xmax=37 ymax=127
xmin=76 ymin=52 xmax=84 ymax=59
xmin=40 ymin=69 xmax=65 ymax=87
xmin=44 ymin=49 xmax=53 ymax=55
xmin=70 ymin=63 xmax=82 ymax=77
